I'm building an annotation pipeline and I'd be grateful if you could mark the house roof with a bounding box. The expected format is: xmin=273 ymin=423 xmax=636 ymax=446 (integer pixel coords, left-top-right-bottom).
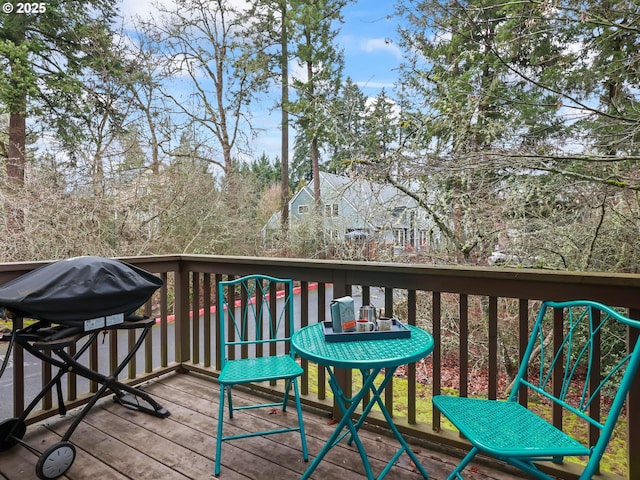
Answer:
xmin=319 ymin=172 xmax=419 ymax=226
xmin=263 ymin=172 xmax=426 ymax=233
xmin=322 ymin=171 xmax=417 ymax=204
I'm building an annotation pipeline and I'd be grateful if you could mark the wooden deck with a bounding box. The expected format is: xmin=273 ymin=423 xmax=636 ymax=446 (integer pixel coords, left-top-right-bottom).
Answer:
xmin=0 ymin=373 xmax=522 ymax=480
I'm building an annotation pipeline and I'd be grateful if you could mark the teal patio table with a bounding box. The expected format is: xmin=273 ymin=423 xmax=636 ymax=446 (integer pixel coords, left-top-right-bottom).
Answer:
xmin=291 ymin=322 xmax=434 ymax=479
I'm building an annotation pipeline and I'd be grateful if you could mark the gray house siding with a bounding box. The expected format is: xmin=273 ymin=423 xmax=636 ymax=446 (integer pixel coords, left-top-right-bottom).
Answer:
xmin=262 ymin=172 xmax=438 ymax=255
xmin=290 ymin=187 xmax=314 ymax=221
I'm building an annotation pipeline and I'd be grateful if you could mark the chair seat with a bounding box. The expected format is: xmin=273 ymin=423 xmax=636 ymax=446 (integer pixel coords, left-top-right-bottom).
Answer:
xmin=219 ymin=355 xmax=303 ymax=385
xmin=215 ymin=275 xmax=309 ymax=476
xmin=433 ymin=395 xmax=590 ymax=458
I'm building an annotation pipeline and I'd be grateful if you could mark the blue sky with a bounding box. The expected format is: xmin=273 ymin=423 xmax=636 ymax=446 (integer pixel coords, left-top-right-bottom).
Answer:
xmin=338 ymin=0 xmax=402 ymax=93
xmin=251 ymin=0 xmax=404 ymax=160
xmin=118 ymin=0 xmax=404 ymax=163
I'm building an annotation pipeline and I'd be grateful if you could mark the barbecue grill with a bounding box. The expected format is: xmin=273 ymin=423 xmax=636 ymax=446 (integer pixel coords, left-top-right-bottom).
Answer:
xmin=0 ymin=256 xmax=170 ymax=479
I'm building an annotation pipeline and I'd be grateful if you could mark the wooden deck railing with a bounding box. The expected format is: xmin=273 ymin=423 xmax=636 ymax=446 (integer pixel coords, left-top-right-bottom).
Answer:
xmin=2 ymin=254 xmax=639 ymax=480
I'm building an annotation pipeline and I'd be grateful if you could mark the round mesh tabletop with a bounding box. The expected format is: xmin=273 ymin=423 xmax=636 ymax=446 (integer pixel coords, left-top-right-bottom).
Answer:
xmin=291 ymin=323 xmax=434 ymax=368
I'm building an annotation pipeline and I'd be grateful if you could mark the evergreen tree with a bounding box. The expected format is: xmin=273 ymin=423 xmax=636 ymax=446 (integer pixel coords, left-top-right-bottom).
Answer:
xmin=289 ymin=0 xmax=349 ymax=208
xmin=244 ymin=0 xmax=294 ymax=230
xmin=0 ymin=0 xmax=117 ymax=229
xmin=291 ymin=127 xmax=312 ymax=189
xmin=245 ymin=152 xmax=281 ymax=191
xmin=394 ymin=0 xmax=640 ymax=268
xmin=326 ymin=77 xmax=368 ymax=174
xmin=363 ymin=88 xmax=398 ymax=165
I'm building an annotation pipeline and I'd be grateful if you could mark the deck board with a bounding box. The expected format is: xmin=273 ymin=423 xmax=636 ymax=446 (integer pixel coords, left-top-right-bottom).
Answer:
xmin=0 ymin=373 xmax=521 ymax=480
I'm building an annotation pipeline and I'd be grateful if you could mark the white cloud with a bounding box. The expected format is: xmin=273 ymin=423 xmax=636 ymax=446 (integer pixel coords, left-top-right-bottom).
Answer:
xmin=360 ymin=38 xmax=402 ymax=59
xmin=355 ymin=80 xmax=396 ymax=90
xmin=117 ymin=0 xmax=169 ymax=26
xmin=289 ymin=60 xmax=308 ymax=84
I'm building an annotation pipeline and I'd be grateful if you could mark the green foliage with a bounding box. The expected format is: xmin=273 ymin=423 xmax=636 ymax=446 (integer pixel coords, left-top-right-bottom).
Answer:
xmin=370 ymin=0 xmax=640 ymax=269
xmin=0 ymin=0 xmax=117 ymax=114
xmin=363 ymin=89 xmax=398 ymax=161
xmin=324 ymin=77 xmax=368 ymax=173
xmin=0 ymin=40 xmax=39 ymax=111
xmin=0 ymin=0 xmax=120 ymax=189
xmin=1 ymin=0 xmax=639 ymax=274
xmin=291 ymin=127 xmax=312 ymax=187
xmin=288 ymin=0 xmax=349 ymax=182
xmin=240 ymin=152 xmax=282 ymax=191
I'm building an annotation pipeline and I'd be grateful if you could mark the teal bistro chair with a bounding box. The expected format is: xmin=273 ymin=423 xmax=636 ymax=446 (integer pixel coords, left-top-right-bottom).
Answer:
xmin=214 ymin=274 xmax=308 ymax=476
xmin=433 ymin=300 xmax=640 ymax=480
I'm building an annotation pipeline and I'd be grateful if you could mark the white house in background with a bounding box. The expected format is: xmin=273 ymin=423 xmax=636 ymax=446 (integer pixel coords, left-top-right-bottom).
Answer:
xmin=263 ymin=172 xmax=439 ymax=256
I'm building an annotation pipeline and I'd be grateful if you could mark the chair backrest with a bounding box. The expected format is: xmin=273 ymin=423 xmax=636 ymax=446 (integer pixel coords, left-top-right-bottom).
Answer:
xmin=510 ymin=300 xmax=640 ymax=468
xmin=217 ymin=274 xmax=295 ymax=366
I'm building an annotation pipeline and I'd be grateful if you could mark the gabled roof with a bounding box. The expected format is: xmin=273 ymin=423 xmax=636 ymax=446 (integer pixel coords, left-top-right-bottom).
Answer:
xmin=323 ymin=171 xmax=415 ymax=202
xmin=318 ymin=172 xmax=419 ymax=226
xmin=263 ymin=172 xmax=426 ymax=233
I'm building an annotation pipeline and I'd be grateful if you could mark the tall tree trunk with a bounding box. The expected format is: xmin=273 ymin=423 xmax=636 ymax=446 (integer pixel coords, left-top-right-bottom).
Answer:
xmin=6 ymin=21 xmax=27 ymax=232
xmin=6 ymin=110 xmax=26 ymax=231
xmin=306 ymin=56 xmax=321 ymax=210
xmin=280 ymin=1 xmax=290 ymax=232
xmin=311 ymin=136 xmax=320 ymax=207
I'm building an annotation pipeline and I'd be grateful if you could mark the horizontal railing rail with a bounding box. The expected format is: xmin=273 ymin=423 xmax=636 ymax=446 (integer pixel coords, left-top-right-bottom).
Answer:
xmin=1 ymin=254 xmax=638 ymax=480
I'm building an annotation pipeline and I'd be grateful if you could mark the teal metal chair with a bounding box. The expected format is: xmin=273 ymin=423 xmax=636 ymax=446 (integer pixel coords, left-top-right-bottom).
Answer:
xmin=214 ymin=274 xmax=308 ymax=476
xmin=433 ymin=300 xmax=640 ymax=480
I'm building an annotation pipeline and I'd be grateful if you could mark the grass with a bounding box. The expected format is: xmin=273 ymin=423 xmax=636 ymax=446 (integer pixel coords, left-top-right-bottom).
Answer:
xmin=1 ymin=319 xmax=37 ymax=331
xmin=302 ymin=362 xmax=627 ymax=476
xmin=2 ymin=326 xmax=626 ymax=476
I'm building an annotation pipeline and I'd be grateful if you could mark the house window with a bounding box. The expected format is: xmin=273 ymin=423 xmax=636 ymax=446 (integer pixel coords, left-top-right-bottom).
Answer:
xmin=298 ymin=205 xmax=309 ymax=214
xmin=394 ymin=228 xmax=406 ymax=246
xmin=325 ymin=203 xmax=339 ymax=217
xmin=136 ymin=184 xmax=150 ymax=197
xmin=392 ymin=207 xmax=407 ymax=222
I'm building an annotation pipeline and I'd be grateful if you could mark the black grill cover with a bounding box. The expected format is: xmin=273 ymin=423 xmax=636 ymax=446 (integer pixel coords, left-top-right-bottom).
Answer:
xmin=0 ymin=256 xmax=163 ymax=322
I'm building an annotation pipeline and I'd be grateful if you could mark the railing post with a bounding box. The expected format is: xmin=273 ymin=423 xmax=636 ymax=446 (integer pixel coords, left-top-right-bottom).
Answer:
xmin=332 ymin=272 xmax=348 ymax=421
xmin=174 ymin=262 xmax=191 ymax=365
xmin=3 ymin=255 xmax=640 ymax=480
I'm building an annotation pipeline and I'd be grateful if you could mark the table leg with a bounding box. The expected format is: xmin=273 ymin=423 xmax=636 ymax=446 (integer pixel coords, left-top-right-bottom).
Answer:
xmin=347 ymin=367 xmax=429 ymax=479
xmin=300 ymin=367 xmax=381 ymax=480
